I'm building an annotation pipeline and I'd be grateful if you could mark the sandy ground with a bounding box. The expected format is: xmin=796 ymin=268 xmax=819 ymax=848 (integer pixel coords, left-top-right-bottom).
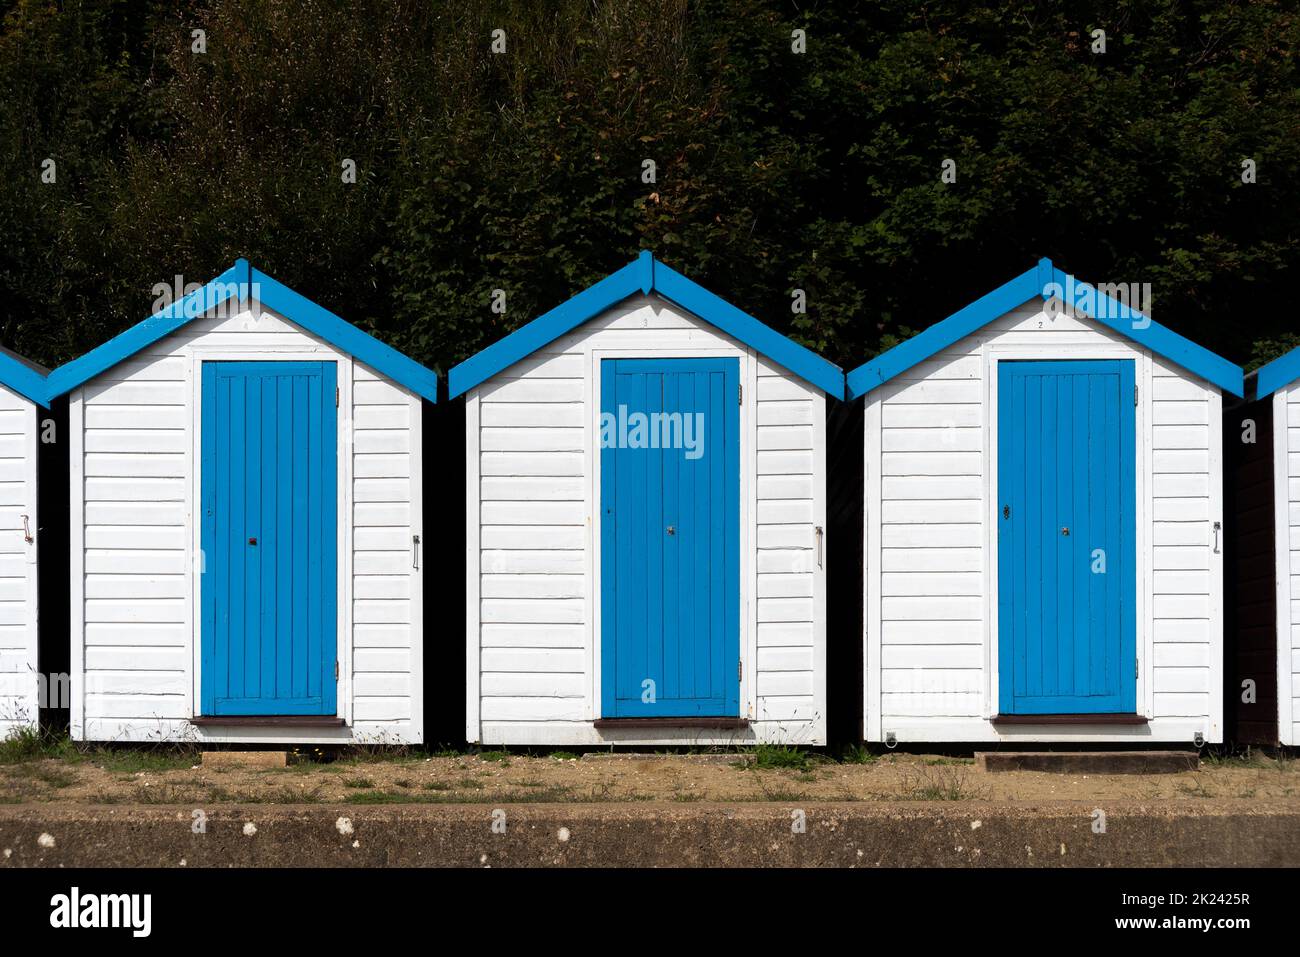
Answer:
xmin=2 ymin=747 xmax=1298 ymax=805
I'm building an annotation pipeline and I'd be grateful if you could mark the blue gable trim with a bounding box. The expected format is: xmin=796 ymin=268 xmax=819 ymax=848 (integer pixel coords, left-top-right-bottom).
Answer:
xmin=250 ymin=268 xmax=438 ymax=403
xmin=1255 ymin=346 xmax=1300 ymax=399
xmin=448 ymin=251 xmax=845 ymax=399
xmin=845 ymin=259 xmax=1244 ymax=399
xmin=448 ymin=258 xmax=644 ymax=399
xmin=0 ymin=351 xmax=50 ymax=407
xmin=846 ymin=266 xmax=1041 ymax=399
xmin=44 ymin=261 xmax=438 ymax=404
xmin=45 ymin=263 xmax=245 ymax=402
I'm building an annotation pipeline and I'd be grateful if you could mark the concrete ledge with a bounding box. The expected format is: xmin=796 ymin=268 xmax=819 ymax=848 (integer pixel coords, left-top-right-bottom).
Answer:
xmin=975 ymin=751 xmax=1199 ymax=774
xmin=1 ymin=801 xmax=1295 ymax=867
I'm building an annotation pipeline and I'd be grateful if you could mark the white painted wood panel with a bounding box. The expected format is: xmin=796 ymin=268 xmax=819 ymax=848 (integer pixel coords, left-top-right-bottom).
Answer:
xmin=1277 ymin=387 xmax=1300 ymax=744
xmin=0 ymin=384 xmax=37 ymax=737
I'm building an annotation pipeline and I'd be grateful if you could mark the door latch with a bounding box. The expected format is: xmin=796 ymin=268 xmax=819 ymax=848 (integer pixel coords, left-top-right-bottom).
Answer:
xmin=1002 ymin=505 xmax=1010 ymax=520
xmin=248 ymin=537 xmax=257 ymax=546
xmin=412 ymin=534 xmax=421 ymax=569
xmin=666 ymin=525 xmax=675 ymax=536
xmin=20 ymin=514 xmax=32 ymax=544
xmin=1061 ymin=526 xmax=1070 ymax=536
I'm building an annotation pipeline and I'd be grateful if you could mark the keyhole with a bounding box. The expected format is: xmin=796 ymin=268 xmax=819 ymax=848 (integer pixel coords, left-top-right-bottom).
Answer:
xmin=1060 ymin=527 xmax=1069 ymax=537
xmin=666 ymin=525 xmax=675 ymax=536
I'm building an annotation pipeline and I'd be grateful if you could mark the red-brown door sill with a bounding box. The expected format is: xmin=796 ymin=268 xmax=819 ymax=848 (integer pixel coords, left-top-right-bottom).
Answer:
xmin=592 ymin=717 xmax=750 ymax=730
xmin=991 ymin=714 xmax=1148 ymax=726
xmin=190 ymin=716 xmax=347 ymax=728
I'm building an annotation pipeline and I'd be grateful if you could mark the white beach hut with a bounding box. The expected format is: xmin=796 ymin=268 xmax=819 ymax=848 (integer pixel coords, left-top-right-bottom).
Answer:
xmin=450 ymin=251 xmax=845 ymax=746
xmin=848 ymin=259 xmax=1243 ymax=745
xmin=47 ymin=260 xmax=438 ymax=744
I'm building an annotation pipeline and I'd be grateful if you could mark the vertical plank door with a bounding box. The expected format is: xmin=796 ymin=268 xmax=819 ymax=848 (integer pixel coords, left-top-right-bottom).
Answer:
xmin=201 ymin=361 xmax=337 ymax=716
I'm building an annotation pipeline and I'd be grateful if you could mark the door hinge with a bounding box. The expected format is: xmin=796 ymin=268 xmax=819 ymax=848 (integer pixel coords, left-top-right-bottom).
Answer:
xmin=738 ymin=659 xmax=742 ymax=681
xmin=336 ymin=386 xmax=340 ymax=408
xmin=335 ymin=660 xmax=340 ymax=680
xmin=1134 ymin=384 xmax=1138 ymax=406
xmin=1135 ymin=657 xmax=1139 ymax=678
xmin=738 ymin=383 xmax=743 ymax=405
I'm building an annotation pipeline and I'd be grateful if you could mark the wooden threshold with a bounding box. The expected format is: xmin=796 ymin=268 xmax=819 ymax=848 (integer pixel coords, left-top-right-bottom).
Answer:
xmin=991 ymin=713 xmax=1148 ymax=726
xmin=190 ymin=715 xmax=347 ymax=728
xmin=592 ymin=717 xmax=750 ymax=730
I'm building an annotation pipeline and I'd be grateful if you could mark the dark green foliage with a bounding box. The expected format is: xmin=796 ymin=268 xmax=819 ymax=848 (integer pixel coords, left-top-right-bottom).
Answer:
xmin=0 ymin=0 xmax=1296 ymax=374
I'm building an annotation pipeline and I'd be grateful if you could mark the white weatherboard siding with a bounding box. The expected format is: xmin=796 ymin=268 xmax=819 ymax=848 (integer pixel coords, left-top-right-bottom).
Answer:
xmin=864 ymin=299 xmax=1224 ymax=743
xmin=1275 ymin=385 xmax=1300 ymax=745
xmin=0 ymin=384 xmax=38 ymax=736
xmin=70 ymin=305 xmax=423 ymax=743
xmin=467 ymin=294 xmax=828 ymax=745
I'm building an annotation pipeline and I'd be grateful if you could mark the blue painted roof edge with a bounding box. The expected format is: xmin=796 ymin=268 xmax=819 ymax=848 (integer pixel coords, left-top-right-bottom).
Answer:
xmin=652 ymin=262 xmax=845 ymax=399
xmin=0 ymin=350 xmax=50 ymax=407
xmin=448 ymin=251 xmax=846 ymax=399
xmin=44 ymin=262 xmax=439 ymax=403
xmin=845 ymin=259 xmax=1244 ymax=399
xmin=1255 ymin=346 xmax=1300 ymax=399
xmin=846 ymin=266 xmax=1040 ymax=399
xmin=45 ymin=263 xmax=245 ymax=401
xmin=448 ymin=259 xmax=643 ymax=398
xmin=251 ymin=269 xmax=438 ymax=403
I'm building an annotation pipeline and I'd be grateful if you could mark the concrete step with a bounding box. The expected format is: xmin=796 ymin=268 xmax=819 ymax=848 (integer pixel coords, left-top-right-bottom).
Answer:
xmin=975 ymin=750 xmax=1198 ymax=774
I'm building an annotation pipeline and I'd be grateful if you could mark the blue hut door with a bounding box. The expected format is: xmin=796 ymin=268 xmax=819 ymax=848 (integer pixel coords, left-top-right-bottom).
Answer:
xmin=997 ymin=359 xmax=1136 ymax=715
xmin=600 ymin=358 xmax=740 ymax=718
xmin=200 ymin=361 xmax=338 ymax=716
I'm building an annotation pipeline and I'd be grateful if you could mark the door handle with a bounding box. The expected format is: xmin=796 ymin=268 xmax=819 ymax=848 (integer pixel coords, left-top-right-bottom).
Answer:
xmin=412 ymin=534 xmax=421 ymax=569
xmin=20 ymin=514 xmax=32 ymax=544
xmin=815 ymin=525 xmax=824 ymax=568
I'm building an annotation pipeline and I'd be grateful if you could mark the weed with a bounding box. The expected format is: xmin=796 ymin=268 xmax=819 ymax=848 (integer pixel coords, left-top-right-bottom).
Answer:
xmin=31 ymin=764 xmax=76 ymax=789
xmin=756 ymin=787 xmax=810 ymax=802
xmin=745 ymin=745 xmax=810 ymax=771
xmin=0 ymin=728 xmax=78 ymax=765
xmin=839 ymin=744 xmax=878 ymax=765
xmin=897 ymin=766 xmax=984 ymax=801
xmin=1176 ymin=777 xmax=1214 ymax=799
xmin=85 ymin=746 xmax=197 ymax=774
xmin=343 ymin=790 xmax=422 ymax=804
